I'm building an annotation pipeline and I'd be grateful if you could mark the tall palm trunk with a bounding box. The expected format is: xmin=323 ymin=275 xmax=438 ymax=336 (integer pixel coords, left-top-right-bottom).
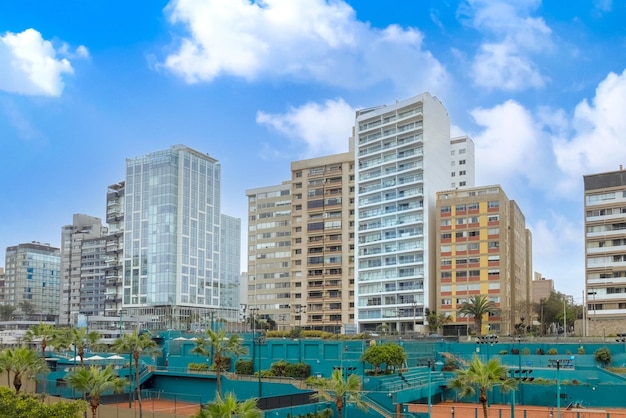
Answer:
xmin=90 ymin=394 xmax=100 ymax=418
xmin=480 ymin=387 xmax=488 ymax=418
xmin=134 ymin=351 xmax=143 ymax=418
xmin=215 ymin=352 xmax=222 ymax=396
xmin=13 ymin=373 xmax=22 ymax=393
xmin=336 ymin=396 xmax=344 ymax=418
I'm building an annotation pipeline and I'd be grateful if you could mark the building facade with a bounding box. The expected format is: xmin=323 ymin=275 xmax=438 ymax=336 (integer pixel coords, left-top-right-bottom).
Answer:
xmin=60 ymin=214 xmax=107 ymax=326
xmin=122 ymin=145 xmax=239 ymax=329
xmin=450 ymin=136 xmax=475 ymax=189
xmin=290 ymin=149 xmax=355 ymax=333
xmin=245 ymin=182 xmax=292 ymax=329
xmin=583 ymin=168 xmax=626 ymax=335
xmin=354 ymin=93 xmax=454 ymax=333
xmin=4 ymin=242 xmax=61 ymax=322
xmin=435 ymin=185 xmax=532 ymax=335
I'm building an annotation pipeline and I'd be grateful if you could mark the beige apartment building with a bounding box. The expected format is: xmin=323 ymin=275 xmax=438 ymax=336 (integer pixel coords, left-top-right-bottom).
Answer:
xmin=583 ymin=168 xmax=626 ymax=336
xmin=435 ymin=185 xmax=532 ymax=336
xmin=246 ymin=182 xmax=293 ymax=329
xmin=290 ymin=149 xmax=355 ymax=333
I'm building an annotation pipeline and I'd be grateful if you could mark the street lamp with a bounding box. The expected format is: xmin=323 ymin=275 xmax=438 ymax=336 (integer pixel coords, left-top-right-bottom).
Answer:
xmin=294 ymin=304 xmax=306 ymax=328
xmin=426 ymin=359 xmax=434 ymax=418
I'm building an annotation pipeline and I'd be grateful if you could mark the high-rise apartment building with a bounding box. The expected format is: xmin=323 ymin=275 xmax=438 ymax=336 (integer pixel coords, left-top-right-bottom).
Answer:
xmin=104 ymin=181 xmax=125 ymax=319
xmin=450 ymin=136 xmax=475 ymax=189
xmin=355 ymin=93 xmax=456 ymax=333
xmin=435 ymin=185 xmax=532 ymax=335
xmin=122 ymin=145 xmax=239 ymax=328
xmin=5 ymin=242 xmax=61 ymax=321
xmin=246 ymin=182 xmax=292 ymax=327
xmin=60 ymin=214 xmax=107 ymax=326
xmin=221 ymin=214 xmax=242 ymax=312
xmin=290 ymin=149 xmax=355 ymax=333
xmin=583 ymin=168 xmax=626 ymax=335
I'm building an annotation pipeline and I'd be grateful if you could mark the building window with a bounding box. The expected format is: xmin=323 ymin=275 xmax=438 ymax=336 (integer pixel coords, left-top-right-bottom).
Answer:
xmin=459 ymin=160 xmax=466 ymax=165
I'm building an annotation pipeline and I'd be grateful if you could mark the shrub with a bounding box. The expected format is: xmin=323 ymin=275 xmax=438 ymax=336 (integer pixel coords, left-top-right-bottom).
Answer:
xmin=442 ymin=357 xmax=458 ymax=371
xmin=188 ymin=362 xmax=208 ymax=371
xmin=521 ymin=347 xmax=530 ymax=355
xmin=289 ymin=327 xmax=302 ymax=339
xmin=577 ymin=346 xmax=586 ymax=355
xmin=499 ymin=350 xmax=508 ymax=355
xmin=594 ymin=346 xmax=612 ymax=366
xmin=511 ymin=348 xmax=520 ymax=355
xmin=536 ymin=348 xmax=545 ymax=355
xmin=266 ymin=330 xmax=290 ymax=338
xmin=235 ymin=359 xmax=253 ymax=375
xmin=547 ymin=348 xmax=558 ymax=355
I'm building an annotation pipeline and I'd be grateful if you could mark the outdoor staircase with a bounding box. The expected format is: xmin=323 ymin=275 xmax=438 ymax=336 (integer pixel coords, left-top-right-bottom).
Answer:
xmin=441 ymin=351 xmax=470 ymax=367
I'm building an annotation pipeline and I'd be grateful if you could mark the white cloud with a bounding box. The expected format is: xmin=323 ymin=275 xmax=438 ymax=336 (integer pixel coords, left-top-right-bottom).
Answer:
xmin=0 ymin=28 xmax=85 ymax=97
xmin=553 ymin=68 xmax=626 ymax=188
xmin=162 ymin=0 xmax=448 ymax=92
xmin=460 ymin=0 xmax=551 ymax=90
xmin=256 ymin=98 xmax=355 ymax=158
xmin=529 ymin=213 xmax=584 ymax=296
xmin=470 ymin=100 xmax=545 ymax=184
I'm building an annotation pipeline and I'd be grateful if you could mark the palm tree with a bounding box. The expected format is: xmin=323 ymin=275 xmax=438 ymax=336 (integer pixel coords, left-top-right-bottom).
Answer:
xmin=448 ymin=355 xmax=517 ymax=418
xmin=457 ymin=295 xmax=499 ymax=336
xmin=66 ymin=365 xmax=127 ymax=418
xmin=4 ymin=346 xmax=48 ymax=393
xmin=426 ymin=310 xmax=452 ymax=334
xmin=24 ymin=323 xmax=58 ymax=359
xmin=70 ymin=328 xmax=101 ymax=367
xmin=308 ymin=369 xmax=368 ymax=418
xmin=194 ymin=392 xmax=262 ymax=418
xmin=112 ymin=330 xmax=161 ymax=418
xmin=191 ymin=328 xmax=247 ymax=396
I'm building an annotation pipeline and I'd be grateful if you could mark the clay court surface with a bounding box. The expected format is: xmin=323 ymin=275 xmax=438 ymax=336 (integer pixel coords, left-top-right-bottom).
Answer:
xmin=104 ymin=399 xmax=201 ymax=417
xmin=409 ymin=402 xmax=626 ymax=418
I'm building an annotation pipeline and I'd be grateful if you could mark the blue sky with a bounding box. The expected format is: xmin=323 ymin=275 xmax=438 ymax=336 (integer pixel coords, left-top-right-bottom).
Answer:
xmin=1 ymin=0 xmax=625 ymax=300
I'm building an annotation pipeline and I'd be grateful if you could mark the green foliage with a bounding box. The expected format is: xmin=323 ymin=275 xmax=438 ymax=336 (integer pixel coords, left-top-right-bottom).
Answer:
xmin=266 ymin=360 xmax=310 ymax=378
xmin=521 ymin=347 xmax=530 ymax=355
xmin=0 ymin=386 xmax=86 ymax=418
xmin=536 ymin=348 xmax=544 ymax=355
xmin=594 ymin=346 xmax=612 ymax=365
xmin=457 ymin=295 xmax=499 ymax=336
xmin=361 ymin=344 xmax=406 ymax=375
xmin=301 ymin=330 xmax=333 ymax=339
xmin=499 ymin=350 xmax=508 ymax=355
xmin=235 ymin=359 xmax=253 ymax=375
xmin=65 ymin=365 xmax=126 ymax=418
xmin=2 ymin=346 xmax=49 ymax=393
xmin=577 ymin=346 xmax=586 ymax=354
xmin=442 ymin=357 xmax=458 ymax=371
xmin=448 ymin=356 xmax=517 ymax=418
xmin=188 ymin=362 xmax=209 ymax=371
xmin=426 ymin=310 xmax=452 ymax=334
xmin=190 ymin=329 xmax=246 ymax=396
xmin=547 ymin=348 xmax=558 ymax=355
xmin=194 ymin=392 xmax=261 ymax=418
xmin=266 ymin=330 xmax=290 ymax=338
xmin=289 ymin=327 xmax=303 ymax=338
xmin=307 ymin=369 xmax=368 ymax=417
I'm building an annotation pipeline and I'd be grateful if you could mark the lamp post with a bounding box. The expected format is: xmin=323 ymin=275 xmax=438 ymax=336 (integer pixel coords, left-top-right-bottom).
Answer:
xmin=256 ymin=336 xmax=265 ymax=398
xmin=427 ymin=359 xmax=433 ymax=418
xmin=556 ymin=360 xmax=562 ymax=418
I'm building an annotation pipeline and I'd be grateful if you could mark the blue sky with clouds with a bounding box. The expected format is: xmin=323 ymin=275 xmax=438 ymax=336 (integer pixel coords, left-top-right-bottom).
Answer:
xmin=1 ymin=0 xmax=625 ymax=300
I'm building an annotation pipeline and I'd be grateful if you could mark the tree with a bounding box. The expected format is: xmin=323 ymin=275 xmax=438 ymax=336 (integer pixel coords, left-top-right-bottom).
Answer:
xmin=65 ymin=365 xmax=127 ymax=418
xmin=307 ymin=369 xmax=368 ymax=418
xmin=55 ymin=328 xmax=100 ymax=367
xmin=0 ymin=386 xmax=86 ymax=418
xmin=191 ymin=328 xmax=247 ymax=396
xmin=457 ymin=295 xmax=499 ymax=336
xmin=18 ymin=301 xmax=35 ymax=320
xmin=3 ymin=347 xmax=48 ymax=393
xmin=24 ymin=323 xmax=58 ymax=359
xmin=0 ymin=305 xmax=16 ymax=321
xmin=112 ymin=330 xmax=161 ymax=418
xmin=427 ymin=310 xmax=452 ymax=334
xmin=361 ymin=344 xmax=406 ymax=375
xmin=194 ymin=392 xmax=262 ymax=418
xmin=448 ymin=356 xmax=517 ymax=418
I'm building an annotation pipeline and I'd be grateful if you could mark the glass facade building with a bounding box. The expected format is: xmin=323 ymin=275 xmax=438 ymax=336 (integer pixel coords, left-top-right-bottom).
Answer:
xmin=123 ymin=145 xmax=224 ymax=309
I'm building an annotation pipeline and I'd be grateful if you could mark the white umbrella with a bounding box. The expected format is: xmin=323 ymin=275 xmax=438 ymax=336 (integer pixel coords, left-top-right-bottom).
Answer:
xmin=86 ymin=355 xmax=105 ymax=361
xmin=173 ymin=336 xmax=188 ymax=341
xmin=68 ymin=356 xmax=82 ymax=362
xmin=107 ymin=355 xmax=125 ymax=360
